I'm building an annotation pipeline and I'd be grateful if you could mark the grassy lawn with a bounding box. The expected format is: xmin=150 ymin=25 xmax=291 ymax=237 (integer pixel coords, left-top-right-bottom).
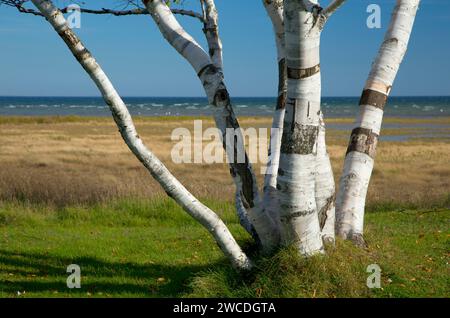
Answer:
xmin=0 ymin=198 xmax=448 ymax=298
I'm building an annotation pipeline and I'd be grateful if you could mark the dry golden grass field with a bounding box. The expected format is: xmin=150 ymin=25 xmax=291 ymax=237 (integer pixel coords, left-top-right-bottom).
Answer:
xmin=0 ymin=116 xmax=449 ymax=210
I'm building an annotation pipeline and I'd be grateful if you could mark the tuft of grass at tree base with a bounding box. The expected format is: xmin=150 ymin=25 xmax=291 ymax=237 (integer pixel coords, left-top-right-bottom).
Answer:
xmin=0 ymin=198 xmax=448 ymax=298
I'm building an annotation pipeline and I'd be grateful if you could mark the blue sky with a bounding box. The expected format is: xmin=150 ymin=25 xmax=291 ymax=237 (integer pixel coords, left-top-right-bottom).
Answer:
xmin=0 ymin=0 xmax=449 ymax=97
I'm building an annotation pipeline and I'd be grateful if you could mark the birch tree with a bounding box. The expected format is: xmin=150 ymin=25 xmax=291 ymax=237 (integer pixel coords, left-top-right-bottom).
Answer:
xmin=4 ymin=0 xmax=420 ymax=268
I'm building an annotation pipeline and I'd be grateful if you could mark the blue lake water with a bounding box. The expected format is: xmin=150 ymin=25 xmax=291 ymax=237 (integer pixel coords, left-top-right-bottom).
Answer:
xmin=0 ymin=96 xmax=449 ymax=118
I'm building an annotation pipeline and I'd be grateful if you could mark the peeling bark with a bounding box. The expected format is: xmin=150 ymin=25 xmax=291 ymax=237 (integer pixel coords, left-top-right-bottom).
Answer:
xmin=346 ymin=127 xmax=379 ymax=159
xmin=281 ymin=119 xmax=319 ymax=155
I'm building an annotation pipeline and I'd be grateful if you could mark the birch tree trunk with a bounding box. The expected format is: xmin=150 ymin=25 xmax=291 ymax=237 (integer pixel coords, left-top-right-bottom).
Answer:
xmin=262 ymin=0 xmax=286 ymax=231
xmin=316 ymin=112 xmax=335 ymax=243
xmin=336 ymin=0 xmax=420 ymax=244
xmin=30 ymin=0 xmax=251 ymax=270
xmin=265 ymin=0 xmax=342 ymax=246
xmin=202 ymin=0 xmax=261 ymax=243
xmin=142 ymin=0 xmax=278 ymax=250
xmin=312 ymin=0 xmax=347 ymax=244
xmin=277 ymin=0 xmax=324 ymax=255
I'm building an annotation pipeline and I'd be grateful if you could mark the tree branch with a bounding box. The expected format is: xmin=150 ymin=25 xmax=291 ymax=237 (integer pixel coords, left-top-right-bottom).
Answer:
xmin=202 ymin=0 xmax=223 ymax=70
xmin=262 ymin=0 xmax=284 ymax=61
xmin=2 ymin=1 xmax=205 ymax=22
xmin=322 ymin=0 xmax=347 ymax=19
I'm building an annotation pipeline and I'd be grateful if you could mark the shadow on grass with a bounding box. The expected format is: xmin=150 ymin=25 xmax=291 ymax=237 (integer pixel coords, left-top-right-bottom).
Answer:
xmin=0 ymin=249 xmax=222 ymax=297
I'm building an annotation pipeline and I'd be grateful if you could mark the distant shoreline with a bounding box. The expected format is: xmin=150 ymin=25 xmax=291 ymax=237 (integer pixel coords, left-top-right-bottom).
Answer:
xmin=1 ymin=95 xmax=450 ymax=98
xmin=1 ymin=96 xmax=449 ymax=117
xmin=0 ymin=115 xmax=448 ymax=125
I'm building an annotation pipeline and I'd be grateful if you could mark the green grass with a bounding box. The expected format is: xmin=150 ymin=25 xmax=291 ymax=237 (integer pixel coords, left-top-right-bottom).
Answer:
xmin=0 ymin=198 xmax=448 ymax=298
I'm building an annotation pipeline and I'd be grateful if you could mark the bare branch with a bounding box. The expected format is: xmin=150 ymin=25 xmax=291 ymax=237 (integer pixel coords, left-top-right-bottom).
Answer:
xmin=1 ymin=0 xmax=205 ymax=22
xmin=202 ymin=0 xmax=223 ymax=70
xmin=322 ymin=0 xmax=347 ymax=19
xmin=262 ymin=0 xmax=284 ymax=61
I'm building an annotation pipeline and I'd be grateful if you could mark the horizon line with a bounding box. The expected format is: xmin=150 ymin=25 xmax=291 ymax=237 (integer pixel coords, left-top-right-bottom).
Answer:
xmin=1 ymin=95 xmax=449 ymax=98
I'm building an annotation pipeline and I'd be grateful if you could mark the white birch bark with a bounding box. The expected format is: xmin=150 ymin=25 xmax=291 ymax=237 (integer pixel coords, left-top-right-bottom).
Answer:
xmin=312 ymin=0 xmax=346 ymax=246
xmin=262 ymin=0 xmax=286 ymax=230
xmin=262 ymin=0 xmax=285 ymax=62
xmin=143 ymin=0 xmax=278 ymax=250
xmin=201 ymin=0 xmax=259 ymax=241
xmin=31 ymin=0 xmax=252 ymax=270
xmin=335 ymin=0 xmax=420 ymax=244
xmin=278 ymin=0 xmax=325 ymax=255
xmin=316 ymin=112 xmax=335 ymax=243
xmin=321 ymin=0 xmax=347 ymax=19
xmin=202 ymin=0 xmax=223 ymax=71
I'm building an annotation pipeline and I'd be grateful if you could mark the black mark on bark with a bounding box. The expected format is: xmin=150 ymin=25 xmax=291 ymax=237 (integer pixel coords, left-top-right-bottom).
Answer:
xmin=359 ymin=89 xmax=388 ymax=110
xmin=280 ymin=209 xmax=316 ymax=223
xmin=319 ymin=193 xmax=335 ymax=230
xmin=281 ymin=124 xmax=319 ymax=155
xmin=276 ymin=59 xmax=287 ymax=110
xmin=287 ymin=64 xmax=320 ymax=79
xmin=346 ymin=127 xmax=379 ymax=159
